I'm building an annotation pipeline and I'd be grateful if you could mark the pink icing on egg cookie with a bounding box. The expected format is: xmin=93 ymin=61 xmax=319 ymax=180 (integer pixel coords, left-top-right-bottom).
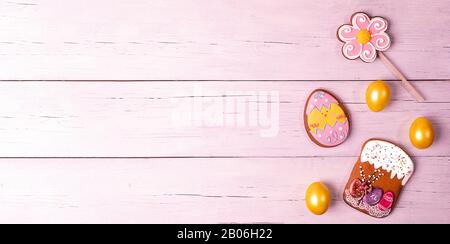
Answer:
xmin=304 ymin=89 xmax=350 ymax=147
xmin=337 ymin=12 xmax=391 ymax=63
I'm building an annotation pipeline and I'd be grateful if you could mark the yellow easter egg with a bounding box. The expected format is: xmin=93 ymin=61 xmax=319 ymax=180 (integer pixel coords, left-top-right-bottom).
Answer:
xmin=305 ymin=182 xmax=331 ymax=215
xmin=410 ymin=117 xmax=434 ymax=149
xmin=366 ymin=80 xmax=391 ymax=112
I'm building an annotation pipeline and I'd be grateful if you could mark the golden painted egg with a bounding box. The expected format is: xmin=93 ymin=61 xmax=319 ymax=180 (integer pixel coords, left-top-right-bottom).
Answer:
xmin=410 ymin=117 xmax=434 ymax=149
xmin=305 ymin=182 xmax=331 ymax=215
xmin=366 ymin=80 xmax=391 ymax=112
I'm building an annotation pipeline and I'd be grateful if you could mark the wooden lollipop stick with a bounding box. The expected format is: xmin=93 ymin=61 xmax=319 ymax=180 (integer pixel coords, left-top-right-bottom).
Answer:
xmin=378 ymin=52 xmax=425 ymax=102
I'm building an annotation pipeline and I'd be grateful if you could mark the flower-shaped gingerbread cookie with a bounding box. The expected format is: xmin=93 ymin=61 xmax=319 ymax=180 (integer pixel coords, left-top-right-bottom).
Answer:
xmin=337 ymin=12 xmax=391 ymax=63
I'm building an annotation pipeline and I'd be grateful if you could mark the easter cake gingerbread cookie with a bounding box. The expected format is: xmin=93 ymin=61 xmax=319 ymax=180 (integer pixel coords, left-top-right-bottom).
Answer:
xmin=304 ymin=89 xmax=350 ymax=147
xmin=343 ymin=139 xmax=414 ymax=218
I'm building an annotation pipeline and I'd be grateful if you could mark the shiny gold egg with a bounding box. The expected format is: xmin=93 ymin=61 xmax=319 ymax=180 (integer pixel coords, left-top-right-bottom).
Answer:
xmin=366 ymin=80 xmax=391 ymax=112
xmin=410 ymin=117 xmax=435 ymax=149
xmin=305 ymin=182 xmax=331 ymax=215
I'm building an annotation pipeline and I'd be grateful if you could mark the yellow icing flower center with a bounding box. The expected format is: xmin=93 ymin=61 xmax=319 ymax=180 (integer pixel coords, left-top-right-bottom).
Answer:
xmin=356 ymin=29 xmax=371 ymax=44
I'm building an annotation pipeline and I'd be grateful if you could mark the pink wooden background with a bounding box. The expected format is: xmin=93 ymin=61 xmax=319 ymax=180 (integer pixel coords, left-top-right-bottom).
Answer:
xmin=0 ymin=0 xmax=449 ymax=223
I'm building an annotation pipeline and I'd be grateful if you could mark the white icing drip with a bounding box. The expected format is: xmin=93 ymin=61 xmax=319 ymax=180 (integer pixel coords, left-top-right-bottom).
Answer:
xmin=361 ymin=140 xmax=414 ymax=186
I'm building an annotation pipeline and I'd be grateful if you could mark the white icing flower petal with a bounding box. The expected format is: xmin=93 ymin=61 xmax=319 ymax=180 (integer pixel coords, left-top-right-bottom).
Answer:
xmin=352 ymin=12 xmax=371 ymax=30
xmin=360 ymin=43 xmax=377 ymax=63
xmin=342 ymin=39 xmax=362 ymax=59
xmin=371 ymin=33 xmax=391 ymax=51
xmin=337 ymin=24 xmax=358 ymax=41
xmin=368 ymin=17 xmax=389 ymax=34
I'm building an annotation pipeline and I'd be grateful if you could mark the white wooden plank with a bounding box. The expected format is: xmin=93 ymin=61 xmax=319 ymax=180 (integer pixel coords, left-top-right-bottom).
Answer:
xmin=0 ymin=81 xmax=448 ymax=157
xmin=0 ymin=157 xmax=447 ymax=223
xmin=0 ymin=0 xmax=449 ymax=80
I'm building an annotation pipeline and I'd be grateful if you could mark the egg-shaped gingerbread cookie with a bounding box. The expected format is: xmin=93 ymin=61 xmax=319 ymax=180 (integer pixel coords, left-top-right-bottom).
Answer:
xmin=304 ymin=89 xmax=350 ymax=147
